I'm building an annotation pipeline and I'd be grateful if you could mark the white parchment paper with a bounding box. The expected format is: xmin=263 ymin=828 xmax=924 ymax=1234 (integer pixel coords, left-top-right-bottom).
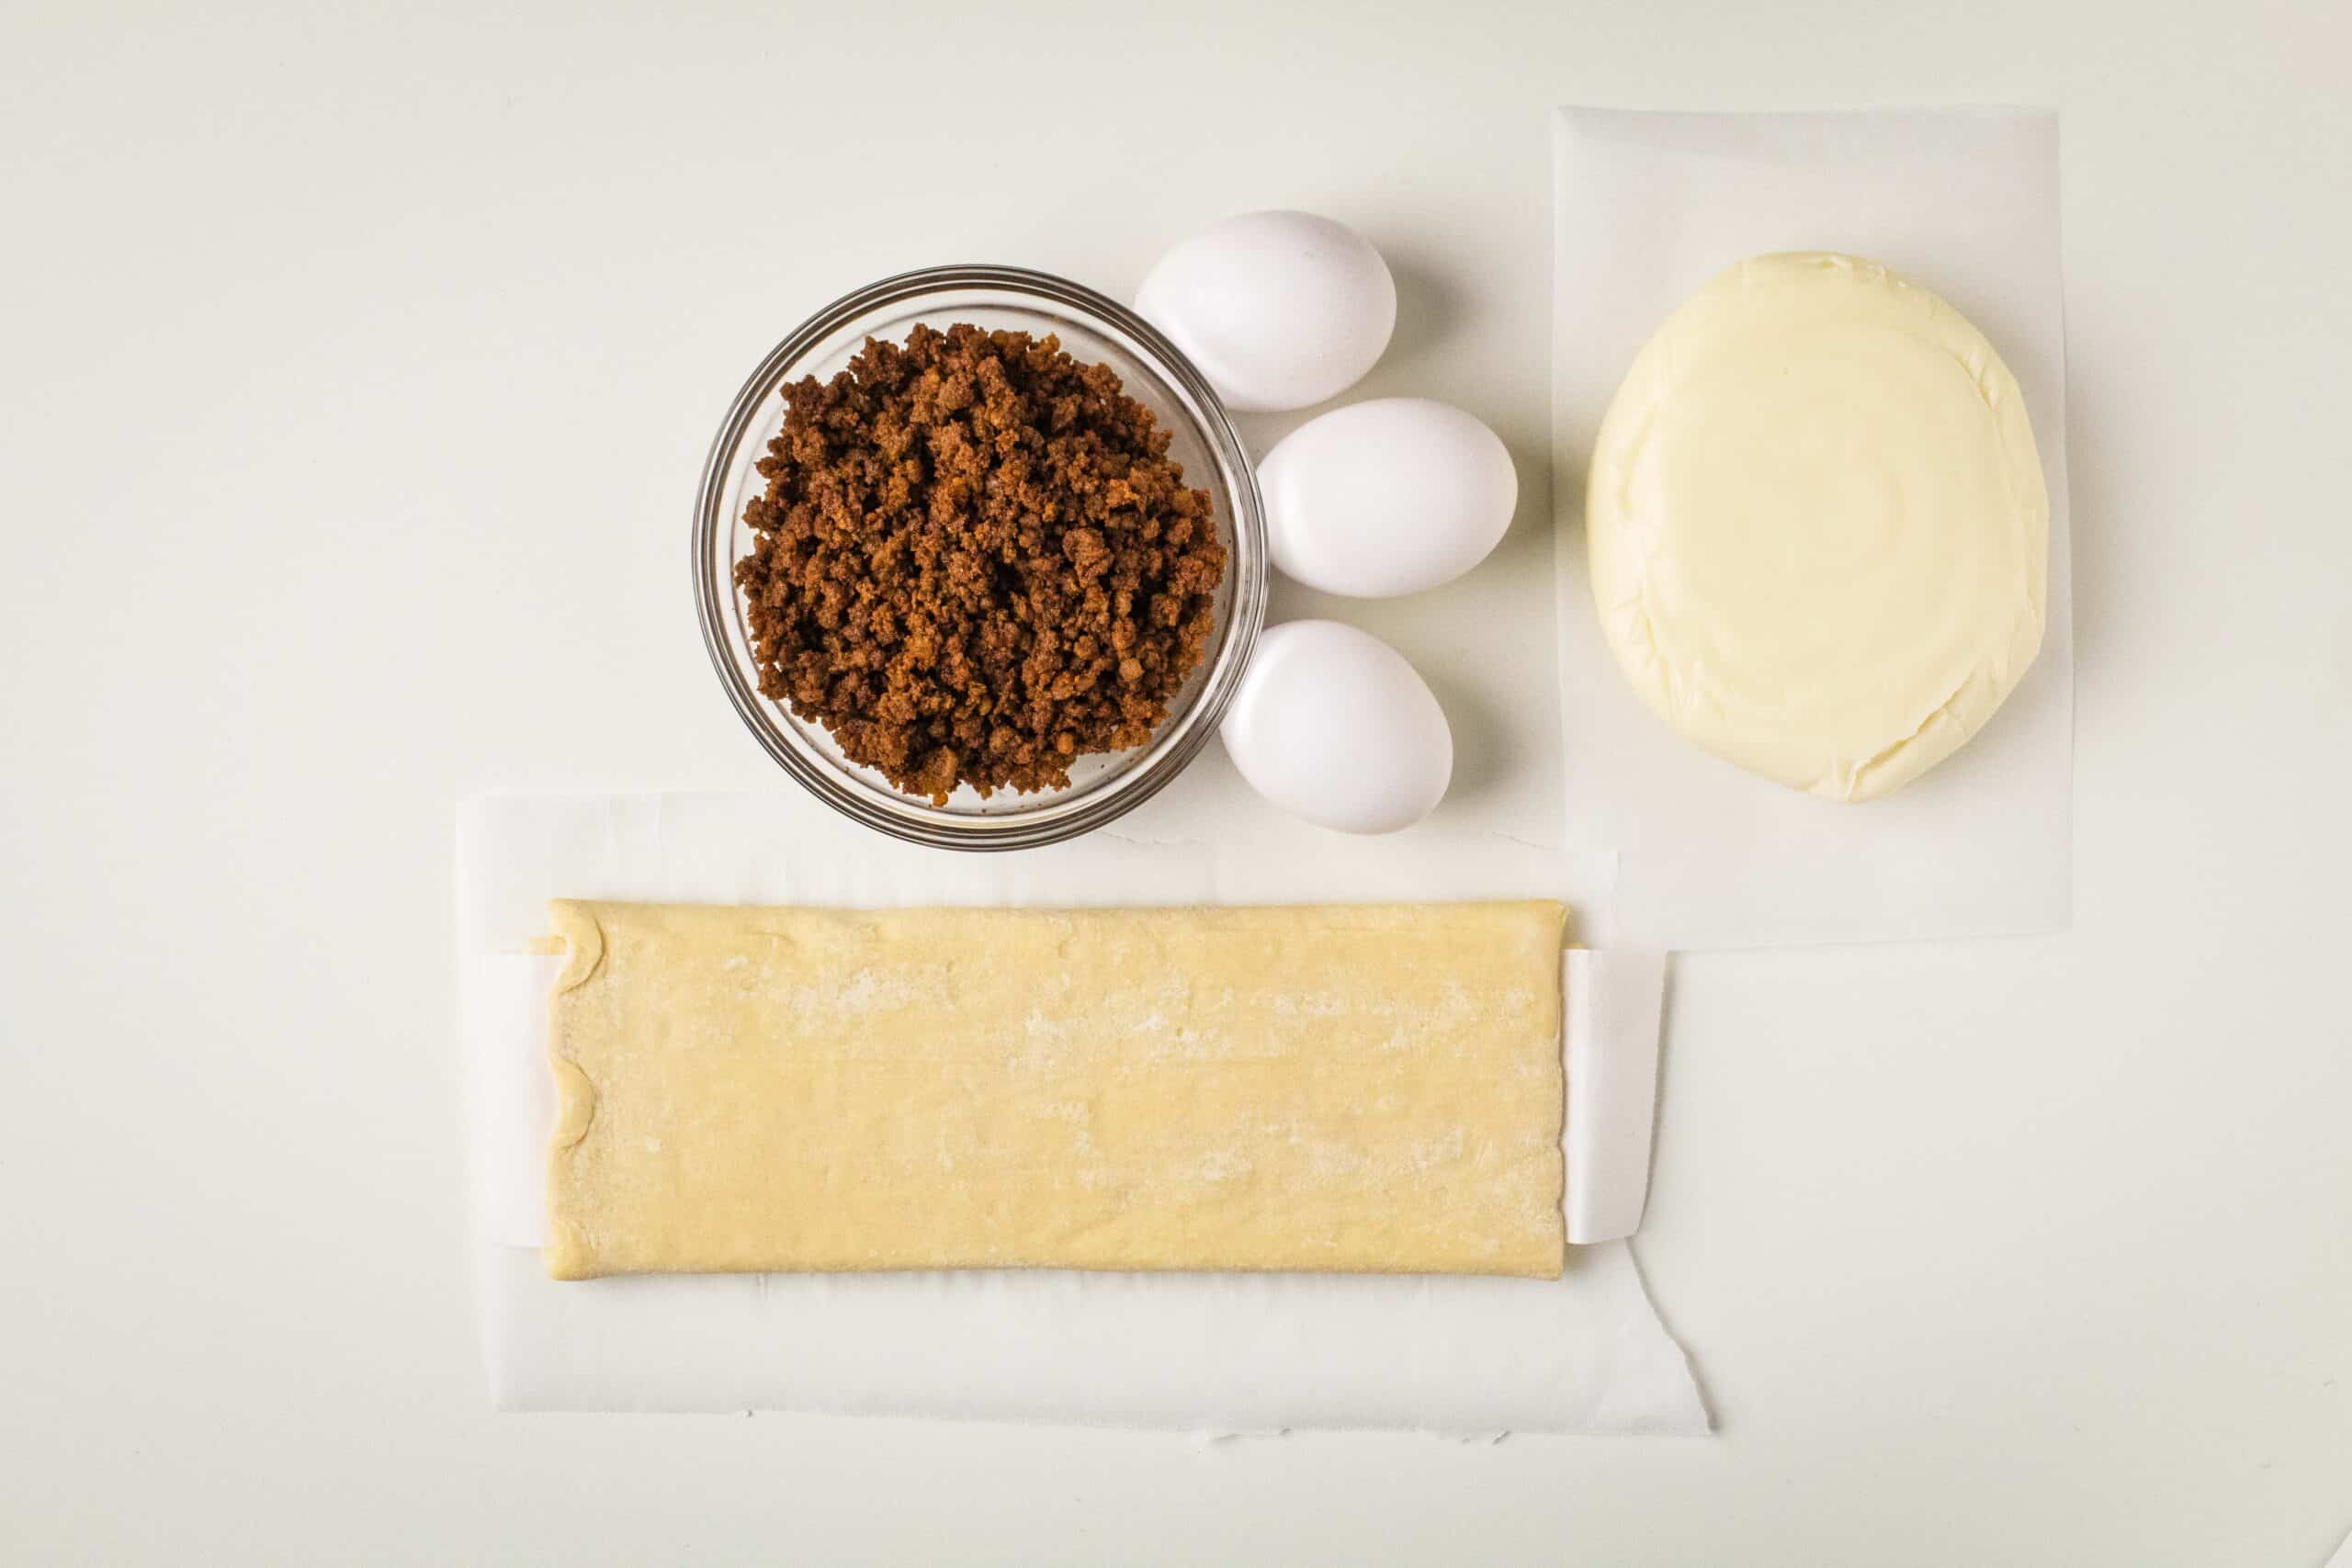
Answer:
xmin=1553 ymin=108 xmax=2074 ymax=950
xmin=457 ymin=791 xmax=1707 ymax=1434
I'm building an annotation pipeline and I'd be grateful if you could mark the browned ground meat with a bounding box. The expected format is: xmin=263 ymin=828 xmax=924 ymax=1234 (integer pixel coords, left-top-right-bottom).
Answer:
xmin=735 ymin=322 xmax=1226 ymax=803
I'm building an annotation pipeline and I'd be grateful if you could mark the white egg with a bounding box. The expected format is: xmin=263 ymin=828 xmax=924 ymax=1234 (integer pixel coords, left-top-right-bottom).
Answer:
xmin=1219 ymin=620 xmax=1452 ymax=834
xmin=1260 ymin=398 xmax=1518 ymax=598
xmin=1135 ymin=210 xmax=1396 ymax=413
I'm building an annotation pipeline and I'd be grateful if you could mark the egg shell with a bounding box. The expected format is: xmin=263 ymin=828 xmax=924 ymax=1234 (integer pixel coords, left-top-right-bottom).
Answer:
xmin=1261 ymin=398 xmax=1518 ymax=598
xmin=1135 ymin=210 xmax=1396 ymax=413
xmin=1218 ymin=619 xmax=1453 ymax=835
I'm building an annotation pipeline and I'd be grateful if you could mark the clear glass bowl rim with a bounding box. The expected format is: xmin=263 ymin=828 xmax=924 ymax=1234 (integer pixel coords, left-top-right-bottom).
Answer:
xmin=691 ymin=263 xmax=1268 ymax=852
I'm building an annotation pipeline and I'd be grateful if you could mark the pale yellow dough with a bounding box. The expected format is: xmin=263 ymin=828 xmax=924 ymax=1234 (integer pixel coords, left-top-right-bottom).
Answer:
xmin=544 ymin=899 xmax=1567 ymax=1280
xmin=1588 ymin=252 xmax=2049 ymax=803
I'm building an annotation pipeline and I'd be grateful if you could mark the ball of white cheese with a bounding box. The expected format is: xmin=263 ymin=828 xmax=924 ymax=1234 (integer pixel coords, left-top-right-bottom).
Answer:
xmin=1587 ymin=252 xmax=2049 ymax=803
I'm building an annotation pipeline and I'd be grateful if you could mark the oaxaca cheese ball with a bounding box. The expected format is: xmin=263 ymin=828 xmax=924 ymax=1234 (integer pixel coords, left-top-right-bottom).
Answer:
xmin=1586 ymin=253 xmax=2049 ymax=803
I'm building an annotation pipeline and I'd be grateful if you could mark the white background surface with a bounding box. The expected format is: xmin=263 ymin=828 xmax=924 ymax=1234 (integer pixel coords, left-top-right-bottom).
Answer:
xmin=2 ymin=1 xmax=2346 ymax=1562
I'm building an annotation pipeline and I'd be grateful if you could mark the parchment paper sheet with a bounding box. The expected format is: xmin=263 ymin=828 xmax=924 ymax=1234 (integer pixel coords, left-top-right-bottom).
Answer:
xmin=457 ymin=791 xmax=1707 ymax=1435
xmin=1553 ymin=107 xmax=2075 ymax=950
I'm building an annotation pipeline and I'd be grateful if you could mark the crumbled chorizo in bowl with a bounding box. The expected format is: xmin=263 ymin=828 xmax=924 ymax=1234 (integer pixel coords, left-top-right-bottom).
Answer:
xmin=733 ymin=322 xmax=1227 ymax=804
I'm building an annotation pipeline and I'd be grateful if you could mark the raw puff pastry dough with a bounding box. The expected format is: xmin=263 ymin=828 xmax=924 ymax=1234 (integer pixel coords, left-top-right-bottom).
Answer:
xmin=544 ymin=899 xmax=1567 ymax=1280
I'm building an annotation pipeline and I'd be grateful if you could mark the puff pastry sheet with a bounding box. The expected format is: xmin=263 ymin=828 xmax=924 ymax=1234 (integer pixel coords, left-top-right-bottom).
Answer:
xmin=545 ymin=899 xmax=1567 ymax=1280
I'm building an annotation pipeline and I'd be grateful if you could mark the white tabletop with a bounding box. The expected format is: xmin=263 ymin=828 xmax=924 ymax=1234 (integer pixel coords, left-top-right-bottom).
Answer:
xmin=4 ymin=2 xmax=2347 ymax=1562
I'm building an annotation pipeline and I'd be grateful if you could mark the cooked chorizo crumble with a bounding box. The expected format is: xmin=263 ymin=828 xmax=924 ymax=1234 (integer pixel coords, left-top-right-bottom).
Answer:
xmin=735 ymin=323 xmax=1226 ymax=803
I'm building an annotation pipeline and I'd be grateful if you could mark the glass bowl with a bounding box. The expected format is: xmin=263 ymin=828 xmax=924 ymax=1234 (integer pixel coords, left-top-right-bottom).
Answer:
xmin=694 ymin=265 xmax=1266 ymax=851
